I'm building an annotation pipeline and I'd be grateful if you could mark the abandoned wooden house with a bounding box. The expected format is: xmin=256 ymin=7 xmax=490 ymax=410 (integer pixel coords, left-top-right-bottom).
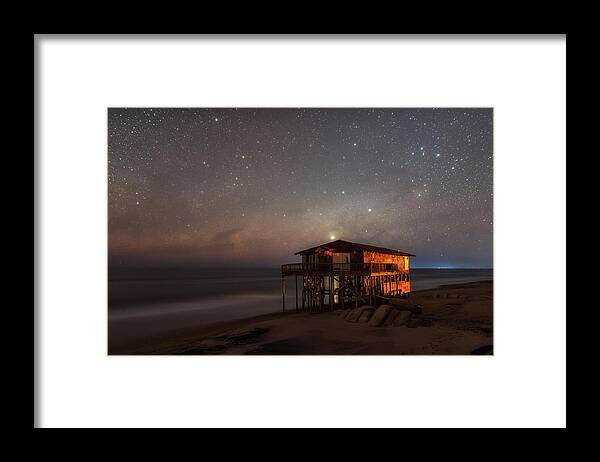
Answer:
xmin=280 ymin=239 xmax=415 ymax=313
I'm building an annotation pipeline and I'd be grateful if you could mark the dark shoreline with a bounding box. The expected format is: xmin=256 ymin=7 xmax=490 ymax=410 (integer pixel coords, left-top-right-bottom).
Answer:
xmin=109 ymin=280 xmax=493 ymax=355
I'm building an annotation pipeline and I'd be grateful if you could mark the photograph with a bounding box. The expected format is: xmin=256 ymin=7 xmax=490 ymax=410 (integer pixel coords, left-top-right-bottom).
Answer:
xmin=108 ymin=107 xmax=493 ymax=355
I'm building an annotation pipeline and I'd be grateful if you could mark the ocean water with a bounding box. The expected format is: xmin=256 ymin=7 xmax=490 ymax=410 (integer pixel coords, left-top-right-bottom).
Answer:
xmin=108 ymin=267 xmax=492 ymax=351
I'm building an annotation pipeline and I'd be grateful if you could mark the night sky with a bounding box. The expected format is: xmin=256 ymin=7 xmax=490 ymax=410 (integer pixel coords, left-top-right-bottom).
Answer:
xmin=108 ymin=108 xmax=493 ymax=268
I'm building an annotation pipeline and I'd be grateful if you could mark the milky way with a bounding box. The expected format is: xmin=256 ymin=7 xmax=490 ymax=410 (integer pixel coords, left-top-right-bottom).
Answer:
xmin=108 ymin=108 xmax=493 ymax=268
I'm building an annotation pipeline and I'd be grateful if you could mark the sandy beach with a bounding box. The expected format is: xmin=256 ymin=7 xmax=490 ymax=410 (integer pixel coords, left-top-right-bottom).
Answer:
xmin=110 ymin=280 xmax=492 ymax=355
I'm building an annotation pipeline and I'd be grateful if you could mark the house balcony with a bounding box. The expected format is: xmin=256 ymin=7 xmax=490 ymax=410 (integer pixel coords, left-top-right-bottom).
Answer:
xmin=281 ymin=262 xmax=407 ymax=275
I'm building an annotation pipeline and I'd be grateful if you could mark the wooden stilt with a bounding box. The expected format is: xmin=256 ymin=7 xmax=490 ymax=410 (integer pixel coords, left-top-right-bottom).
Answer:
xmin=329 ymin=274 xmax=333 ymax=310
xmin=282 ymin=277 xmax=286 ymax=313
xmin=295 ymin=275 xmax=298 ymax=313
xmin=302 ymin=277 xmax=305 ymax=312
xmin=319 ymin=276 xmax=323 ymax=312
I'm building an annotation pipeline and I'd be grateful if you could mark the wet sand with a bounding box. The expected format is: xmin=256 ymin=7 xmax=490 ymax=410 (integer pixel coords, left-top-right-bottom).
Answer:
xmin=109 ymin=280 xmax=493 ymax=355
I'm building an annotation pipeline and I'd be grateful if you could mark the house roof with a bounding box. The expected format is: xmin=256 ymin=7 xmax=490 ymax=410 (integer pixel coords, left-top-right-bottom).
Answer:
xmin=294 ymin=239 xmax=416 ymax=257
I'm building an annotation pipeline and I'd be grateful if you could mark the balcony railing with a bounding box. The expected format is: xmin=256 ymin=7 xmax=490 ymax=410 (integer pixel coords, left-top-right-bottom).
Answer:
xmin=281 ymin=262 xmax=406 ymax=274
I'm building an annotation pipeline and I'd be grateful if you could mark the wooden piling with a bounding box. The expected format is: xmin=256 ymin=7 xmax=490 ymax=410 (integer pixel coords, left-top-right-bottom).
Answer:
xmin=329 ymin=274 xmax=333 ymax=310
xmin=282 ymin=277 xmax=286 ymax=313
xmin=319 ymin=276 xmax=323 ymax=312
xmin=295 ymin=275 xmax=298 ymax=313
xmin=302 ymin=276 xmax=305 ymax=312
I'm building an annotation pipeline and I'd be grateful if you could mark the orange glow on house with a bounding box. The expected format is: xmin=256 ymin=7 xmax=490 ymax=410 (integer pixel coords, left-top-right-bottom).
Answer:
xmin=281 ymin=239 xmax=415 ymax=312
